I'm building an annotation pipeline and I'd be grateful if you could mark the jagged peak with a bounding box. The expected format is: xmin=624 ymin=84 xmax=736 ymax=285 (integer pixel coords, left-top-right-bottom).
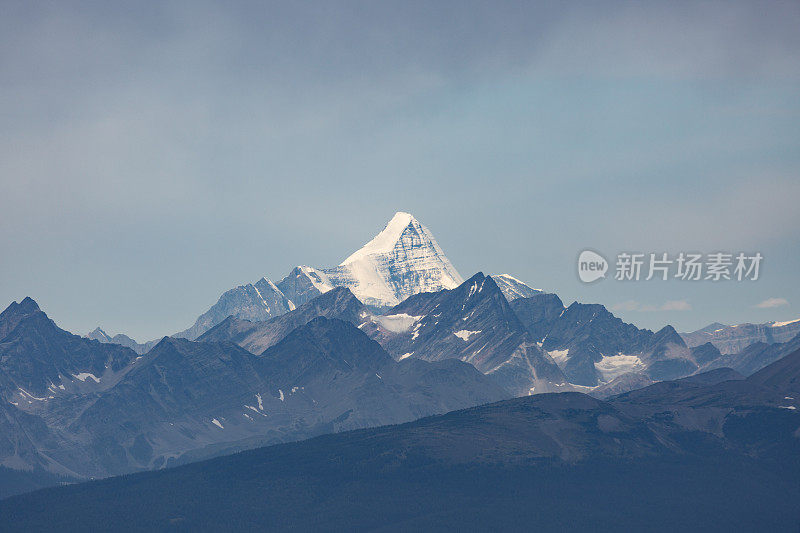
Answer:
xmin=87 ymin=327 xmax=111 ymax=341
xmin=296 ymin=286 xmax=364 ymax=312
xmin=267 ymin=315 xmax=391 ymax=366
xmin=466 ymin=271 xmax=486 ymax=283
xmin=294 ymin=265 xmax=327 ymax=275
xmin=295 ymin=265 xmax=333 ymax=292
xmin=565 ymin=301 xmax=606 ymax=312
xmin=317 ymin=285 xmax=358 ymax=299
xmin=224 ymin=282 xmax=256 ymax=294
xmin=771 ymin=317 xmax=800 ymax=328
xmin=450 ymin=272 xmax=491 ymax=297
xmin=1 ymin=298 xmax=43 ymax=326
xmin=2 ymin=297 xmax=41 ymax=317
xmin=494 ymin=273 xmax=539 ymax=288
xmin=340 ymin=212 xmax=418 ymax=265
xmin=451 ymin=273 xmax=508 ymax=304
xmin=271 ymin=316 xmax=351 ymax=348
xmin=19 ymin=296 xmax=40 ymax=312
xmin=149 ymin=335 xmax=188 ymax=352
xmin=492 ymin=274 xmax=543 ymax=300
xmin=653 ymin=324 xmax=683 ymax=343
xmin=495 ymin=274 xmax=524 ymax=283
xmin=254 ymin=277 xmax=290 ymax=299
xmin=697 ymin=322 xmax=728 ymax=333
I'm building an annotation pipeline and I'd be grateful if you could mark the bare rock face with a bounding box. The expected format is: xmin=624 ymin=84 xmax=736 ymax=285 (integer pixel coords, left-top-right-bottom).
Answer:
xmin=276 ymin=266 xmax=334 ymax=307
xmin=175 ymin=277 xmax=295 ymax=340
xmin=511 ymin=297 xmax=697 ymax=386
xmin=198 ymin=286 xmax=368 ymax=355
xmin=0 ymin=301 xmax=508 ymax=490
xmin=369 ymin=272 xmax=568 ymax=396
xmin=0 ymin=298 xmax=138 ymax=400
xmin=7 ymin=349 xmax=800 ymax=531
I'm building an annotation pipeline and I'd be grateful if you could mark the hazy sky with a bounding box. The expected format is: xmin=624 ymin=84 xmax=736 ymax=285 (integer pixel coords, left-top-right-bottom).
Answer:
xmin=1 ymin=1 xmax=799 ymax=340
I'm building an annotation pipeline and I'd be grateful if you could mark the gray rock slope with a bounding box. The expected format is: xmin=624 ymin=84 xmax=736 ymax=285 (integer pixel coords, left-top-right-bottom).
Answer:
xmin=510 ymin=294 xmax=697 ymax=386
xmin=681 ymin=319 xmax=800 ymax=354
xmin=5 ymin=347 xmax=799 ymax=531
xmin=0 ymin=299 xmax=507 ymax=494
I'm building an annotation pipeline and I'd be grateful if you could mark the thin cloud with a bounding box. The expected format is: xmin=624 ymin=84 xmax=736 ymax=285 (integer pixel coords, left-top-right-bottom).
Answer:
xmin=755 ymin=297 xmax=789 ymax=309
xmin=611 ymin=300 xmax=640 ymax=312
xmin=660 ymin=300 xmax=692 ymax=311
xmin=613 ymin=300 xmax=691 ymax=312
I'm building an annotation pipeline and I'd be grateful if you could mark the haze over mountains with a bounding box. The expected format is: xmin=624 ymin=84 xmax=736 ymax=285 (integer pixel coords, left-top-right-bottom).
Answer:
xmin=86 ymin=211 xmax=799 ymax=370
xmin=70 ymin=210 xmax=800 ymax=416
xmin=0 ymin=297 xmax=505 ymax=493
xmin=4 ymin=347 xmax=799 ymax=531
xmin=2 ymin=211 xmax=798 ymax=505
xmin=681 ymin=318 xmax=800 ymax=354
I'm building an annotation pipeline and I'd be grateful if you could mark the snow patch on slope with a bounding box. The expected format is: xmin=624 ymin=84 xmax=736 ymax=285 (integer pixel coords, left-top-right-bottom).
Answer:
xmin=297 ymin=266 xmax=334 ymax=293
xmin=454 ymin=330 xmax=481 ymax=341
xmin=72 ymin=373 xmax=101 ymax=383
xmin=594 ymin=354 xmax=645 ymax=382
xmin=493 ymin=274 xmax=542 ymax=301
xmin=376 ymin=314 xmax=423 ymax=333
xmin=772 ymin=318 xmax=800 ymax=328
xmin=548 ymin=349 xmax=570 ymax=366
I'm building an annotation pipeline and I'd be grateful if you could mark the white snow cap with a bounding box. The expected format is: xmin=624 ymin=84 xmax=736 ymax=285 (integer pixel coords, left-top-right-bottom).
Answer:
xmin=329 ymin=212 xmax=463 ymax=307
xmin=492 ymin=274 xmax=542 ymax=300
xmin=771 ymin=318 xmax=800 ymax=328
xmin=341 ymin=212 xmax=416 ymax=265
xmin=297 ymin=265 xmax=334 ymax=293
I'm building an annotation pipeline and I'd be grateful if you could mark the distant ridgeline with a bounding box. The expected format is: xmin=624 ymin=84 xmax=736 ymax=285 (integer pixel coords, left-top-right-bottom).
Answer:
xmin=1 ymin=212 xmax=797 ymax=500
xmin=3 ymin=346 xmax=800 ymax=530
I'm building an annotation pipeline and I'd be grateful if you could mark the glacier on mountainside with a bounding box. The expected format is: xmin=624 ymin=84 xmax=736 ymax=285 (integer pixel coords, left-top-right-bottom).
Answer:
xmin=318 ymin=212 xmax=464 ymax=308
xmin=173 ymin=212 xmax=465 ymax=338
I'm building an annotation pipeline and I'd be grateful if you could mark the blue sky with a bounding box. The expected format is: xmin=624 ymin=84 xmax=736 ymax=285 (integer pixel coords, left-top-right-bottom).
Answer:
xmin=1 ymin=1 xmax=799 ymax=340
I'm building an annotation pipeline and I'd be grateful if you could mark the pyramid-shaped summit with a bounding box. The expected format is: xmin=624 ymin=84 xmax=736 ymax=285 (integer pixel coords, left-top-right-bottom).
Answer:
xmin=180 ymin=212 xmax=464 ymax=339
xmin=329 ymin=212 xmax=463 ymax=307
xmin=280 ymin=212 xmax=463 ymax=309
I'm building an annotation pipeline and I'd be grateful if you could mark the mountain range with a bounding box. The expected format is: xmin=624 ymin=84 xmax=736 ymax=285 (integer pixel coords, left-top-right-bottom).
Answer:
xmin=681 ymin=318 xmax=800 ymax=354
xmin=82 ymin=213 xmax=799 ymax=379
xmin=90 ymin=212 xmax=549 ymax=346
xmin=0 ymin=298 xmax=505 ymax=496
xmin=4 ymin=211 xmax=797 ymax=505
xmin=200 ymin=275 xmax=568 ymax=397
xmin=510 ymin=294 xmax=699 ymax=386
xmin=162 ymin=212 xmax=464 ymax=341
xmin=4 ymin=347 xmax=798 ymax=530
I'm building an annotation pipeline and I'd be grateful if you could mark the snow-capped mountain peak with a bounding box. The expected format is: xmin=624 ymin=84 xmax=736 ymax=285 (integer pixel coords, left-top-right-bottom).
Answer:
xmin=326 ymin=212 xmax=463 ymax=308
xmin=297 ymin=266 xmax=334 ymax=293
xmin=341 ymin=211 xmax=416 ymax=265
xmin=177 ymin=212 xmax=464 ymax=337
xmin=493 ymin=274 xmax=542 ymax=301
xmin=86 ymin=327 xmax=112 ymax=343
